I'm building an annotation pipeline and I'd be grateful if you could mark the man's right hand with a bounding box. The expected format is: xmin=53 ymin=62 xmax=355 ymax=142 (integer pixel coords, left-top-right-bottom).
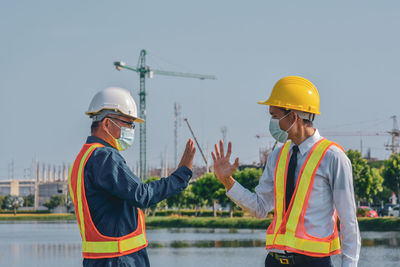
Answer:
xmin=211 ymin=140 xmax=239 ymax=190
xmin=178 ymin=139 xmax=196 ymax=170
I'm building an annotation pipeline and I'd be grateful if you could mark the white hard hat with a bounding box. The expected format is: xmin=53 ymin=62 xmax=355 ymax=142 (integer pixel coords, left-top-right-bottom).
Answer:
xmin=86 ymin=87 xmax=144 ymax=123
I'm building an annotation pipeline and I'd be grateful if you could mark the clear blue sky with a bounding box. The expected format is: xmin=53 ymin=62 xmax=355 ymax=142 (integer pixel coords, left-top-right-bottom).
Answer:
xmin=1 ymin=0 xmax=400 ymax=179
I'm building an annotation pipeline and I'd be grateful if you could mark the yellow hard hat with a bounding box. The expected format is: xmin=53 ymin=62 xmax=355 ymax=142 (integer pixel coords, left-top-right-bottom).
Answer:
xmin=258 ymin=76 xmax=320 ymax=115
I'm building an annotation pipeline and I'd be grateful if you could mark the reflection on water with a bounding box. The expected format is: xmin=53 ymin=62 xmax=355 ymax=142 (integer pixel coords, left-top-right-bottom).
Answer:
xmin=361 ymin=231 xmax=400 ymax=247
xmin=1 ymin=222 xmax=400 ymax=267
xmin=150 ymin=239 xmax=265 ymax=248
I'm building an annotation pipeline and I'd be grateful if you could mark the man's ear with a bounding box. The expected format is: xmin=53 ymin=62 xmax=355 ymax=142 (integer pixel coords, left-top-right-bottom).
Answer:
xmin=101 ymin=118 xmax=109 ymax=130
xmin=289 ymin=111 xmax=298 ymax=122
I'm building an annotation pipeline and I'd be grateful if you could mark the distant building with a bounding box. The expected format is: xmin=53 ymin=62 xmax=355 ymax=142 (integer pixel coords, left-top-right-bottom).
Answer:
xmin=0 ymin=179 xmax=68 ymax=206
xmin=0 ymin=179 xmax=35 ymax=197
xmin=147 ymin=165 xmax=209 ymax=181
xmin=38 ymin=182 xmax=68 ymax=205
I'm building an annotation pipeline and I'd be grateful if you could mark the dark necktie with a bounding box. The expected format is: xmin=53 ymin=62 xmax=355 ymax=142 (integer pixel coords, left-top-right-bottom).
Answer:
xmin=286 ymin=145 xmax=299 ymax=211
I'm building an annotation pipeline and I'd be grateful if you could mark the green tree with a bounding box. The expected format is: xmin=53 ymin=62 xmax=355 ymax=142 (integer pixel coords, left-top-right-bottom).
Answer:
xmin=43 ymin=195 xmax=65 ymax=210
xmin=347 ymin=149 xmax=383 ymax=204
xmin=191 ymin=172 xmax=224 ymax=217
xmin=382 ymin=153 xmax=400 ymax=203
xmin=143 ymin=176 xmax=167 ymax=216
xmin=4 ymin=195 xmax=24 ymax=215
xmin=23 ymin=194 xmax=34 ymax=207
xmin=372 ymin=185 xmax=392 ymax=205
xmin=234 ymin=168 xmax=263 ymax=192
xmin=0 ymin=195 xmax=5 ymax=209
xmin=216 ymin=168 xmax=263 ymax=217
xmin=166 ymin=184 xmax=196 ymax=215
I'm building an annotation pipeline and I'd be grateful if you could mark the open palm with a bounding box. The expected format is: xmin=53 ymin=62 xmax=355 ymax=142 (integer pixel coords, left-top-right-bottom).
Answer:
xmin=211 ymin=140 xmax=239 ymax=181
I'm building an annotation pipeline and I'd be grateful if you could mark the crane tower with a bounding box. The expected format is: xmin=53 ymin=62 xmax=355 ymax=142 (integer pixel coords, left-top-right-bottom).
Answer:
xmin=114 ymin=50 xmax=216 ymax=180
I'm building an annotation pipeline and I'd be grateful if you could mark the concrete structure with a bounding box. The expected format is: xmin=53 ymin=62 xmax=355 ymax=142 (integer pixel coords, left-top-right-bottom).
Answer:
xmin=38 ymin=182 xmax=68 ymax=205
xmin=0 ymin=179 xmax=35 ymax=197
xmin=0 ymin=179 xmax=68 ymax=206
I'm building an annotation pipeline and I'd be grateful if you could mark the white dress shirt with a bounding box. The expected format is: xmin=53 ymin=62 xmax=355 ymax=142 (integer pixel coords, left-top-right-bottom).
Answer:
xmin=227 ymin=129 xmax=361 ymax=267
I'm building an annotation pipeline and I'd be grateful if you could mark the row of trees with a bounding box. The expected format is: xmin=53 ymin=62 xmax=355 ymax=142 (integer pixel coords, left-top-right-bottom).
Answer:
xmin=0 ymin=194 xmax=65 ymax=215
xmin=145 ymin=168 xmax=263 ymax=217
xmin=347 ymin=150 xmax=400 ymax=205
xmin=146 ymin=150 xmax=400 ymax=216
xmin=0 ymin=195 xmax=25 ymax=215
xmin=2 ymin=149 xmax=399 ymax=215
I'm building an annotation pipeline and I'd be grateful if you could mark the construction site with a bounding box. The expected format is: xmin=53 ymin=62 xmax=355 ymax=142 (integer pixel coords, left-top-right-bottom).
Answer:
xmin=2 ymin=49 xmax=400 ymax=209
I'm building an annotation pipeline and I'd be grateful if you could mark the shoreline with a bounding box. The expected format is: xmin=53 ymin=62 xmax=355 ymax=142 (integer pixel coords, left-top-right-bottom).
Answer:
xmin=1 ymin=214 xmax=399 ymax=231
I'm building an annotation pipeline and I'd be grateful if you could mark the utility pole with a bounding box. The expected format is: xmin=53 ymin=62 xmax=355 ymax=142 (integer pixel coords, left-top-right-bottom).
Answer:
xmin=138 ymin=50 xmax=147 ymax=181
xmin=34 ymin=158 xmax=39 ymax=210
xmin=8 ymin=160 xmax=14 ymax=180
xmin=221 ymin=126 xmax=227 ymax=148
xmin=164 ymin=150 xmax=168 ymax=177
xmin=385 ymin=115 xmax=400 ymax=154
xmin=114 ymin=49 xmax=216 ymax=180
xmin=174 ymin=103 xmax=181 ymax=167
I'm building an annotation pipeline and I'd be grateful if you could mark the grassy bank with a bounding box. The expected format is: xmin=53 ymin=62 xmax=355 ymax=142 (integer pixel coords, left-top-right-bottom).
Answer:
xmin=146 ymin=216 xmax=272 ymax=229
xmin=0 ymin=213 xmax=76 ymax=221
xmin=357 ymin=217 xmax=400 ymax=231
xmin=1 ymin=214 xmax=399 ymax=231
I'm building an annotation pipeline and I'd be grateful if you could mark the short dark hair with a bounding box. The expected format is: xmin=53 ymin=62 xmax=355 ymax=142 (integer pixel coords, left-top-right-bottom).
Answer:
xmin=91 ymin=120 xmax=102 ymax=133
xmin=303 ymin=119 xmax=313 ymax=127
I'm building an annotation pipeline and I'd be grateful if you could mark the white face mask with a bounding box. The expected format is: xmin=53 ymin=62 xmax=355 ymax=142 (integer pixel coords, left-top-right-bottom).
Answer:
xmin=269 ymin=112 xmax=295 ymax=143
xmin=108 ymin=119 xmax=135 ymax=151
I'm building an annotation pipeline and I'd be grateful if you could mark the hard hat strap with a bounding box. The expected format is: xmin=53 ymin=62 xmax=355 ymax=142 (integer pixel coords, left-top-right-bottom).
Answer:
xmin=91 ymin=110 xmax=121 ymax=122
xmin=295 ymin=111 xmax=315 ymax=122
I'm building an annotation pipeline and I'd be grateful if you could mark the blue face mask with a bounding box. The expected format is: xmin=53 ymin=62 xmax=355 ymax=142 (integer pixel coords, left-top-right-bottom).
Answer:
xmin=269 ymin=112 xmax=295 ymax=143
xmin=109 ymin=119 xmax=135 ymax=151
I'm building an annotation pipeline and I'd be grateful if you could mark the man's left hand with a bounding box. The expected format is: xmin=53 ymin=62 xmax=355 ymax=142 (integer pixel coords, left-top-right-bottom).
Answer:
xmin=178 ymin=139 xmax=196 ymax=170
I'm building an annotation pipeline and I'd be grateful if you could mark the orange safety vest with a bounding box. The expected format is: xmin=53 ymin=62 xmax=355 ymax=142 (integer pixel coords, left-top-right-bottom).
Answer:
xmin=266 ymin=138 xmax=342 ymax=257
xmin=68 ymin=143 xmax=148 ymax=259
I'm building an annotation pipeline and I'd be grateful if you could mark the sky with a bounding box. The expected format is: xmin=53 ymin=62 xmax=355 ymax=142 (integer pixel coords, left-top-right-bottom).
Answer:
xmin=1 ymin=0 xmax=400 ymax=179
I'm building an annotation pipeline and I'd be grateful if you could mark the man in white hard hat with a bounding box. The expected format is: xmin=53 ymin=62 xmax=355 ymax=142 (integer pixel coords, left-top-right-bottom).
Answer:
xmin=211 ymin=76 xmax=360 ymax=266
xmin=69 ymin=87 xmax=196 ymax=267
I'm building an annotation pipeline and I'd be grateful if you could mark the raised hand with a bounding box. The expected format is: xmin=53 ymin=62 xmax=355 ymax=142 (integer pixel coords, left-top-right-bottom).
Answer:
xmin=178 ymin=139 xmax=196 ymax=170
xmin=211 ymin=140 xmax=239 ymax=190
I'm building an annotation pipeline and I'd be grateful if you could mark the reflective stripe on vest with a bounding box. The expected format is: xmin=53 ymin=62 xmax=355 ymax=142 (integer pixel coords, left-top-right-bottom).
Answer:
xmin=266 ymin=139 xmax=341 ymax=257
xmin=69 ymin=143 xmax=148 ymax=259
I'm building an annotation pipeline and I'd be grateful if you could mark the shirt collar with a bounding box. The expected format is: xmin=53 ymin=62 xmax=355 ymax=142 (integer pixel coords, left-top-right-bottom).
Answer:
xmin=86 ymin=136 xmax=114 ymax=148
xmin=289 ymin=129 xmax=322 ymax=156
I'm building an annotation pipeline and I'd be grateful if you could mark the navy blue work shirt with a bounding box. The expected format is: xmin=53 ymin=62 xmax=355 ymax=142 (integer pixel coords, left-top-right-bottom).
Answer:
xmin=81 ymin=136 xmax=192 ymax=267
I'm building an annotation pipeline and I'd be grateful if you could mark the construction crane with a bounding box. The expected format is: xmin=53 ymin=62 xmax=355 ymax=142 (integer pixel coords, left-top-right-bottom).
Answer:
xmin=183 ymin=118 xmax=209 ymax=171
xmin=255 ymin=129 xmax=394 ymax=156
xmin=114 ymin=49 xmax=216 ymax=180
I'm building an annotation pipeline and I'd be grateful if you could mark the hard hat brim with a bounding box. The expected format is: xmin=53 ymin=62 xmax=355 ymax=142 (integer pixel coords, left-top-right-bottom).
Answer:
xmin=86 ymin=108 xmax=145 ymax=123
xmin=256 ymin=100 xmax=321 ymax=115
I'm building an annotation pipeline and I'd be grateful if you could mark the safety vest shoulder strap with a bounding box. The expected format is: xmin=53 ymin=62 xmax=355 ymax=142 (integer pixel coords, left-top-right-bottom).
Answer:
xmin=69 ymin=143 xmax=104 ymax=241
xmin=271 ymin=141 xmax=292 ymax=235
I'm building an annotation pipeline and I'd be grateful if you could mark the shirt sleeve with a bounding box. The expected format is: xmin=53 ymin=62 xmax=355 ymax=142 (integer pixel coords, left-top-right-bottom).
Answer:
xmin=226 ymin=149 xmax=277 ymax=218
xmin=329 ymin=147 xmax=361 ymax=267
xmin=87 ymin=147 xmax=192 ymax=209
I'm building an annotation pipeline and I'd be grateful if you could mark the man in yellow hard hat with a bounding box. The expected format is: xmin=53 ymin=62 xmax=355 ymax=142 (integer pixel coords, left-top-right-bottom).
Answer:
xmin=211 ymin=76 xmax=360 ymax=266
xmin=69 ymin=87 xmax=196 ymax=267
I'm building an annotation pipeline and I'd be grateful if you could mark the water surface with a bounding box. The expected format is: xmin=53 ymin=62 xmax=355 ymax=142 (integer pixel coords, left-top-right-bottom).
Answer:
xmin=0 ymin=221 xmax=399 ymax=267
